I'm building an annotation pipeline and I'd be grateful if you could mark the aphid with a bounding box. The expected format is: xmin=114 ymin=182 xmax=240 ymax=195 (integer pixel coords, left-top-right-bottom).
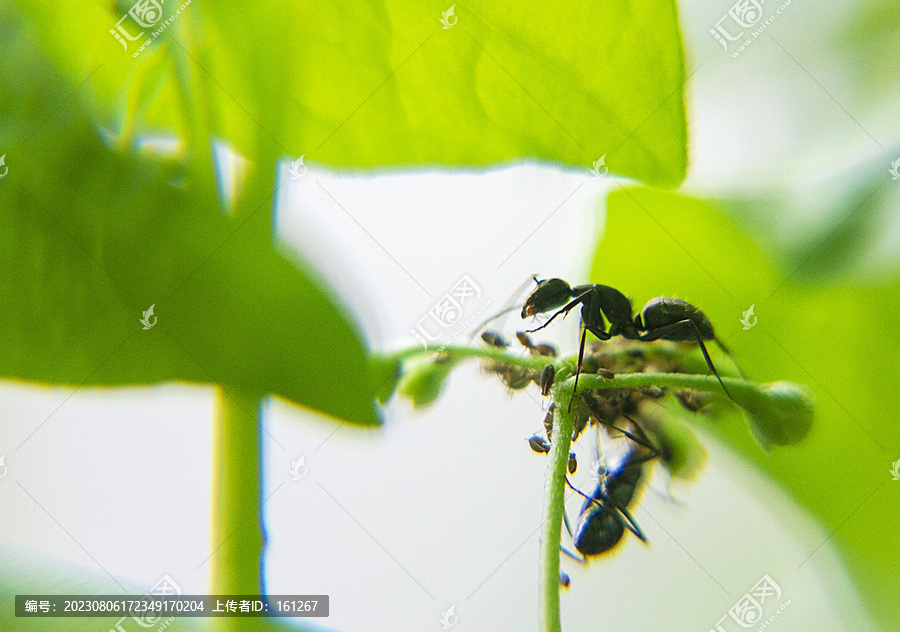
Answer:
xmin=482 ymin=355 xmax=533 ymax=390
xmin=543 ymin=404 xmax=555 ymax=439
xmin=481 ymin=330 xmax=509 ymax=348
xmin=539 ymin=364 xmax=556 ymax=396
xmin=568 ymin=451 xmax=577 ymax=474
xmin=528 ymin=434 xmax=551 ymax=454
xmin=516 ymin=331 xmax=558 ymax=357
xmin=674 ymin=388 xmax=708 ymax=412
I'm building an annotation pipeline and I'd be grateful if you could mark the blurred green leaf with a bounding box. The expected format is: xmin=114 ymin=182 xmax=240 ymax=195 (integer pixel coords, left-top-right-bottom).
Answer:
xmin=12 ymin=0 xmax=688 ymax=187
xmin=592 ymin=186 xmax=900 ymax=628
xmin=648 ymin=418 xmax=708 ymax=482
xmin=715 ymin=150 xmax=900 ymax=285
xmin=0 ymin=24 xmax=380 ymax=426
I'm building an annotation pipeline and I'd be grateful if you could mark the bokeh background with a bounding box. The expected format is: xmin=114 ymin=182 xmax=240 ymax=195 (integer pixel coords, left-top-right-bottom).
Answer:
xmin=1 ymin=0 xmax=898 ymax=631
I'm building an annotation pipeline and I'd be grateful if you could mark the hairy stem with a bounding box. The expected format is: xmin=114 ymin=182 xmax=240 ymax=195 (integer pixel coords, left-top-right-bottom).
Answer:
xmin=387 ymin=344 xmax=753 ymax=399
xmin=387 ymin=343 xmax=554 ymax=370
xmin=539 ymin=385 xmax=575 ymax=632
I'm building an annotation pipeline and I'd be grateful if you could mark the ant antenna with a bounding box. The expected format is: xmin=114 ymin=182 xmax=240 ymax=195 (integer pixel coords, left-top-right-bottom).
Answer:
xmin=469 ymin=274 xmax=540 ymax=340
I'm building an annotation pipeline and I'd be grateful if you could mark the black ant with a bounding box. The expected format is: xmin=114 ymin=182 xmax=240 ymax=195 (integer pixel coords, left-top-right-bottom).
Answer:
xmin=527 ymin=389 xmax=661 ymax=560
xmin=564 ymin=415 xmax=660 ymax=560
xmin=521 ymin=278 xmax=739 ymax=410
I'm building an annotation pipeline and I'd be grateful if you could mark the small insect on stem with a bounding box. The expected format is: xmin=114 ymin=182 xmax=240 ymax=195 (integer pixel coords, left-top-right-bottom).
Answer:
xmin=543 ymin=403 xmax=556 ymax=439
xmin=539 ymin=364 xmax=556 ymax=396
xmin=516 ymin=331 xmax=558 ymax=357
xmin=528 ymin=434 xmax=551 ymax=454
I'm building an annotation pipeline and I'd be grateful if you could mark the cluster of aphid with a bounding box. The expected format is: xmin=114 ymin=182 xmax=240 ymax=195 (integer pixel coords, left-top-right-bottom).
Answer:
xmin=482 ymin=332 xmax=707 ymax=565
xmin=479 ymin=277 xmax=738 ymax=572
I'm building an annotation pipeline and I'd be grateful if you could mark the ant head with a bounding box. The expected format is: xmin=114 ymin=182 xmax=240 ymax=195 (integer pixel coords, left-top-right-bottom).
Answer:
xmin=521 ymin=278 xmax=573 ymax=318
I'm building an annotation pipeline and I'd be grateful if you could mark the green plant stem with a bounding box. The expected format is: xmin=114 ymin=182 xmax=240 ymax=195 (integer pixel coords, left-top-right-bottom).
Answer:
xmin=208 ymin=151 xmax=281 ymax=630
xmin=539 ymin=397 xmax=574 ymax=632
xmin=574 ymin=372 xmax=748 ymax=396
xmin=211 ymin=387 xmax=264 ymax=631
xmin=387 ymin=344 xmax=563 ymax=370
xmin=386 ymin=344 xmax=752 ymax=397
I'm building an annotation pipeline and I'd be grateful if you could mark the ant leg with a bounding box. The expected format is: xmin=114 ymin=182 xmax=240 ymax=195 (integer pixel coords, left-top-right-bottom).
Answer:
xmin=714 ymin=338 xmax=746 ymax=378
xmin=619 ymin=414 xmax=661 ymax=459
xmin=567 ymin=327 xmax=589 ymax=412
xmin=560 ymin=546 xmax=586 ymax=564
xmin=566 ymin=477 xmax=602 ymax=509
xmin=615 ymin=504 xmax=648 ymax=543
xmin=567 ymin=476 xmax=649 ymax=543
xmin=566 ymin=304 xmax=611 ymax=413
xmin=639 ymin=319 xmax=735 ymax=402
xmin=563 ymin=509 xmax=574 ymax=539
xmin=524 ymin=295 xmax=584 ymax=334
xmin=582 ymin=394 xmax=655 ymax=452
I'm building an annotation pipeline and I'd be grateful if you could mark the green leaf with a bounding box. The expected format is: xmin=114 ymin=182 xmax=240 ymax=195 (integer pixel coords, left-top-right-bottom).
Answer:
xmin=12 ymin=0 xmax=688 ymax=187
xmin=717 ymin=151 xmax=900 ymax=284
xmin=371 ymin=355 xmax=402 ymax=405
xmin=0 ymin=28 xmax=380 ymax=426
xmin=591 ymin=186 xmax=900 ymax=628
xmin=642 ymin=413 xmax=708 ymax=481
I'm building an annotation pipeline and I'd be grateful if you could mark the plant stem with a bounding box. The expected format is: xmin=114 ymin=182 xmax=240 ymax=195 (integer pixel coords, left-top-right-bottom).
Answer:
xmin=539 ymin=387 xmax=574 ymax=632
xmin=386 ymin=344 xmax=753 ymax=398
xmin=574 ymin=372 xmax=750 ymax=398
xmin=211 ymin=387 xmax=265 ymax=631
xmin=386 ymin=344 xmax=563 ymax=370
